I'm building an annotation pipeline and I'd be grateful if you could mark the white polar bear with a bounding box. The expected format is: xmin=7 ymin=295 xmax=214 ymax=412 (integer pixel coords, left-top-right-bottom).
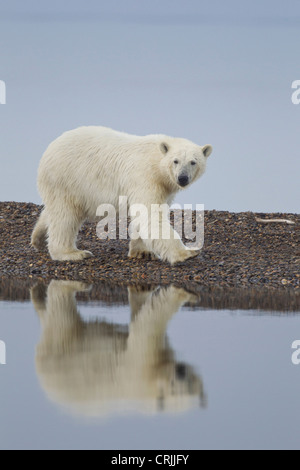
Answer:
xmin=31 ymin=126 xmax=212 ymax=264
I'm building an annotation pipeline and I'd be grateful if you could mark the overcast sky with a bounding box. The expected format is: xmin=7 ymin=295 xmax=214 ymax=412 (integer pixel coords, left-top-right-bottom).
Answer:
xmin=0 ymin=0 xmax=299 ymax=213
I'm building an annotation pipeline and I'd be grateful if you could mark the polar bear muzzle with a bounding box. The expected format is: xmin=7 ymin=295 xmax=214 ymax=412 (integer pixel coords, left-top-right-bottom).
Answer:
xmin=178 ymin=174 xmax=189 ymax=187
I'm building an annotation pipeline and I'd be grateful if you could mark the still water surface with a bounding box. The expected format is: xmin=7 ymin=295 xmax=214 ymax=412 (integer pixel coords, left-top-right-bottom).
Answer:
xmin=0 ymin=281 xmax=300 ymax=450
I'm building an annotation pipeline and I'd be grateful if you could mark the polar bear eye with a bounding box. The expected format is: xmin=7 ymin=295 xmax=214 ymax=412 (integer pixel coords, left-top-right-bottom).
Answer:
xmin=174 ymin=159 xmax=179 ymax=164
xmin=191 ymin=161 xmax=196 ymax=166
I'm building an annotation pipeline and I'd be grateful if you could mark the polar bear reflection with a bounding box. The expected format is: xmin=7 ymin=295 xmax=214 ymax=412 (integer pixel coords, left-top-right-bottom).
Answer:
xmin=31 ymin=281 xmax=206 ymax=417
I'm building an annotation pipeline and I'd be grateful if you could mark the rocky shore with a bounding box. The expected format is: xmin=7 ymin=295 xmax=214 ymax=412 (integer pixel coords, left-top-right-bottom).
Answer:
xmin=0 ymin=202 xmax=299 ymax=310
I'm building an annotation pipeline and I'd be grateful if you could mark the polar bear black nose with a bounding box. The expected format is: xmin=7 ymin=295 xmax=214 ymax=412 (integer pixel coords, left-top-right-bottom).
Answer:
xmin=175 ymin=363 xmax=187 ymax=380
xmin=178 ymin=175 xmax=189 ymax=187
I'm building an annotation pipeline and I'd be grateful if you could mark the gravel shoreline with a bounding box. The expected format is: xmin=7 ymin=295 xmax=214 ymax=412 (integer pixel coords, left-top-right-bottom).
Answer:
xmin=0 ymin=202 xmax=299 ymax=309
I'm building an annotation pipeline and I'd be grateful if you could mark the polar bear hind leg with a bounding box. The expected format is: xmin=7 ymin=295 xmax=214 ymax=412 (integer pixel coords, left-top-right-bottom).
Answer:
xmin=46 ymin=205 xmax=93 ymax=261
xmin=31 ymin=209 xmax=48 ymax=250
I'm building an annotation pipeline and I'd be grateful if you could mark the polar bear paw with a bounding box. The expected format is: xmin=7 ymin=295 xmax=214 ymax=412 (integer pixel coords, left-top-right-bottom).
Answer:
xmin=50 ymin=249 xmax=94 ymax=261
xmin=128 ymin=250 xmax=159 ymax=261
xmin=170 ymin=248 xmax=200 ymax=265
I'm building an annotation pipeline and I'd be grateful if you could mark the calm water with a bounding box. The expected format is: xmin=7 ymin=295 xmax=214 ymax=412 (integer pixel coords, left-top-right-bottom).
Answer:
xmin=0 ymin=280 xmax=300 ymax=450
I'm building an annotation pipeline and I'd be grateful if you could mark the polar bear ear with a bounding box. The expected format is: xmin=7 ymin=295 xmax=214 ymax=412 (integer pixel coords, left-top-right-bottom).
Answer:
xmin=202 ymin=145 xmax=213 ymax=158
xmin=160 ymin=142 xmax=169 ymax=154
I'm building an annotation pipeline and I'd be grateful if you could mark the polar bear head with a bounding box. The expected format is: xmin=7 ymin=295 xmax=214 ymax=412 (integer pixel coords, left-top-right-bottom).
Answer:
xmin=158 ymin=137 xmax=212 ymax=191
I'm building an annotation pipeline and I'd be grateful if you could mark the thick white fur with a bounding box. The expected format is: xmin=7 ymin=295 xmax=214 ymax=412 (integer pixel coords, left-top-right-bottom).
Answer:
xmin=31 ymin=126 xmax=212 ymax=264
xmin=31 ymin=281 xmax=205 ymax=416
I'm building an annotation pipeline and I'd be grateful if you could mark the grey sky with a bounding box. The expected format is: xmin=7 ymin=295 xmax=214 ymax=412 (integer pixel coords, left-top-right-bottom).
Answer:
xmin=0 ymin=0 xmax=299 ymax=212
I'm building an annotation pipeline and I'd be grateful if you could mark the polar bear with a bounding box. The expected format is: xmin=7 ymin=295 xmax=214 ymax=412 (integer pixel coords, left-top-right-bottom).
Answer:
xmin=31 ymin=281 xmax=206 ymax=417
xmin=31 ymin=126 xmax=212 ymax=264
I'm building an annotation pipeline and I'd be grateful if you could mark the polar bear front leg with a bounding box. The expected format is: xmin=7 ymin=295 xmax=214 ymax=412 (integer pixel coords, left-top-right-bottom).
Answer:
xmin=153 ymin=212 xmax=201 ymax=265
xmin=129 ymin=212 xmax=200 ymax=265
xmin=128 ymin=238 xmax=160 ymax=260
xmin=150 ymin=230 xmax=200 ymax=265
